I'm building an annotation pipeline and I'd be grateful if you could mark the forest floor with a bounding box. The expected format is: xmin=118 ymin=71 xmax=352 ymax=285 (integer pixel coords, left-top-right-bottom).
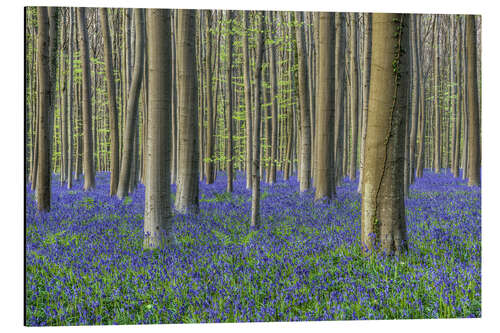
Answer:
xmin=25 ymin=170 xmax=481 ymax=325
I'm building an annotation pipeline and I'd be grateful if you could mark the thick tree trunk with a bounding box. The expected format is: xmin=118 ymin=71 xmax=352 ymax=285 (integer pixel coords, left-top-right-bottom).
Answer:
xmin=251 ymin=11 xmax=264 ymax=229
xmin=77 ymin=8 xmax=95 ymax=190
xmin=314 ymin=12 xmax=335 ymax=201
xmin=361 ymin=13 xmax=409 ymax=256
xmin=466 ymin=15 xmax=480 ymax=186
xmin=35 ymin=7 xmax=51 ymax=211
xmin=116 ymin=8 xmax=145 ymax=198
xmin=174 ymin=9 xmax=200 ymax=213
xmin=144 ymin=9 xmax=175 ymax=249
xmin=294 ymin=11 xmax=311 ymax=192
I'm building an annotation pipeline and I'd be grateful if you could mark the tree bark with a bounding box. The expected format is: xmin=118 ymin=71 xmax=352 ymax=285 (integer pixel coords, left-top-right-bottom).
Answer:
xmin=358 ymin=13 xmax=372 ymax=193
xmin=100 ymin=8 xmax=120 ymax=196
xmin=225 ymin=10 xmax=234 ymax=192
xmin=144 ymin=9 xmax=175 ymax=249
xmin=174 ymin=9 xmax=200 ymax=213
xmin=35 ymin=7 xmax=51 ymax=211
xmin=116 ymin=8 xmax=145 ymax=198
xmin=334 ymin=13 xmax=346 ymax=188
xmin=77 ymin=7 xmax=95 ymax=190
xmin=294 ymin=11 xmax=311 ymax=192
xmin=269 ymin=12 xmax=278 ymax=184
xmin=452 ymin=16 xmax=462 ymax=178
xmin=314 ymin=12 xmax=335 ymax=201
xmin=432 ymin=16 xmax=441 ymax=174
xmin=348 ymin=13 xmax=359 ymax=181
xmin=466 ymin=15 xmax=481 ymax=186
xmin=361 ymin=13 xmax=409 ymax=256
xmin=242 ymin=11 xmax=252 ymax=189
xmin=407 ymin=14 xmax=420 ymax=186
xmin=205 ymin=10 xmax=216 ymax=185
xmin=251 ymin=11 xmax=265 ymax=229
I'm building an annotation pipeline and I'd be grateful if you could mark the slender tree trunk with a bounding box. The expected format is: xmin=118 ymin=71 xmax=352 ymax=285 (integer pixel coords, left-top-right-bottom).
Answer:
xmin=358 ymin=13 xmax=372 ymax=193
xmin=466 ymin=15 xmax=480 ymax=186
xmin=144 ymin=9 xmax=175 ymax=249
xmin=170 ymin=19 xmax=178 ymax=184
xmin=60 ymin=16 xmax=67 ymax=185
xmin=294 ymin=11 xmax=311 ymax=192
xmin=225 ymin=10 xmax=234 ymax=192
xmin=100 ymin=8 xmax=120 ymax=196
xmin=77 ymin=8 xmax=95 ymax=190
xmin=242 ymin=11 xmax=252 ymax=189
xmin=269 ymin=12 xmax=278 ymax=184
xmin=361 ymin=13 xmax=409 ymax=256
xmin=205 ymin=11 xmax=215 ymax=185
xmin=349 ymin=13 xmax=359 ymax=181
xmin=432 ymin=16 xmax=441 ymax=174
xmin=175 ymin=9 xmax=199 ymax=213
xmin=116 ymin=8 xmax=145 ymax=198
xmin=251 ymin=11 xmax=264 ymax=229
xmin=415 ymin=16 xmax=425 ymax=179
xmin=408 ymin=14 xmax=420 ymax=186
xmin=452 ymin=16 xmax=462 ymax=178
xmin=334 ymin=13 xmax=346 ymax=187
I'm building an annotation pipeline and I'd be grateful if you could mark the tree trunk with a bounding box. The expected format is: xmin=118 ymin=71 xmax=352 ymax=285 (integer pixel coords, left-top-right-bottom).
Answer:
xmin=35 ymin=7 xmax=51 ymax=211
xmin=334 ymin=13 xmax=346 ymax=187
xmin=225 ymin=10 xmax=234 ymax=192
xmin=348 ymin=13 xmax=359 ymax=181
xmin=358 ymin=13 xmax=372 ymax=193
xmin=361 ymin=13 xmax=409 ymax=256
xmin=144 ymin=9 xmax=175 ymax=249
xmin=314 ymin=12 xmax=335 ymax=201
xmin=452 ymin=16 xmax=462 ymax=178
xmin=415 ymin=15 xmax=425 ymax=179
xmin=170 ymin=19 xmax=178 ymax=185
xmin=66 ymin=8 xmax=74 ymax=189
xmin=269 ymin=13 xmax=278 ymax=184
xmin=408 ymin=14 xmax=420 ymax=186
xmin=294 ymin=11 xmax=311 ymax=192
xmin=466 ymin=15 xmax=480 ymax=186
xmin=432 ymin=16 xmax=441 ymax=174
xmin=77 ymin=7 xmax=95 ymax=190
xmin=205 ymin=10 xmax=215 ymax=185
xmin=251 ymin=11 xmax=264 ymax=229
xmin=174 ymin=9 xmax=200 ymax=213
xmin=116 ymin=8 xmax=145 ymax=198
xmin=242 ymin=11 xmax=253 ymax=189
xmin=100 ymin=8 xmax=120 ymax=196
